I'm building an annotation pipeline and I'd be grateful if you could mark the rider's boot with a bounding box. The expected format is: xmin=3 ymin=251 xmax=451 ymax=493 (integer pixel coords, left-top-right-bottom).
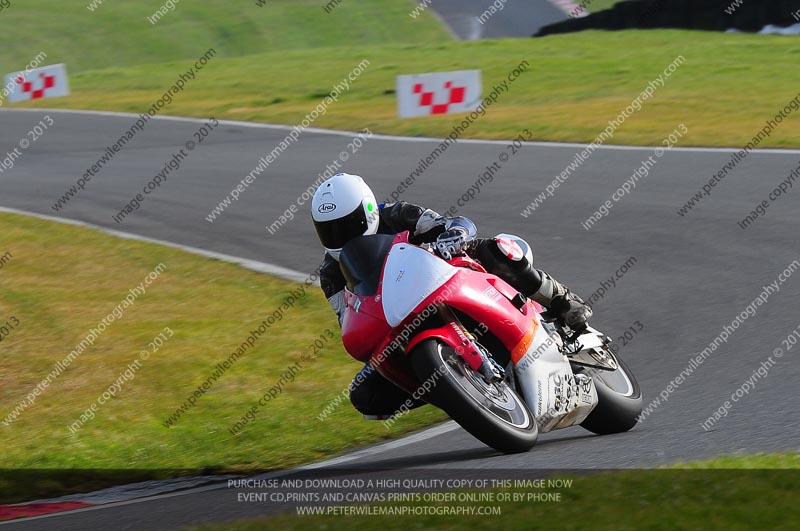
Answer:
xmin=528 ymin=271 xmax=593 ymax=331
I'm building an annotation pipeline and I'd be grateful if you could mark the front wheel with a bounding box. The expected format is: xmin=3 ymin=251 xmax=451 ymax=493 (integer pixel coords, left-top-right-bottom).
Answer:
xmin=410 ymin=339 xmax=538 ymax=454
xmin=580 ymin=352 xmax=643 ymax=435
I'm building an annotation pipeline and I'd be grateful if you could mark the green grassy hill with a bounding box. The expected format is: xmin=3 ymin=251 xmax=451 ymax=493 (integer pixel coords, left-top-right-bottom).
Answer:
xmin=8 ymin=2 xmax=800 ymax=148
xmin=17 ymin=30 xmax=800 ymax=148
xmin=586 ymin=0 xmax=621 ymax=12
xmin=0 ymin=0 xmax=449 ymax=73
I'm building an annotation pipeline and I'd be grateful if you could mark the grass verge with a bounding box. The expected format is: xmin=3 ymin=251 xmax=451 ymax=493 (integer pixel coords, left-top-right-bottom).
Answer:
xmin=183 ymin=453 xmax=800 ymax=531
xmin=0 ymin=0 xmax=448 ymax=72
xmin=0 ymin=212 xmax=447 ymax=503
xmin=586 ymin=0 xmax=621 ymax=12
xmin=15 ymin=30 xmax=800 ymax=148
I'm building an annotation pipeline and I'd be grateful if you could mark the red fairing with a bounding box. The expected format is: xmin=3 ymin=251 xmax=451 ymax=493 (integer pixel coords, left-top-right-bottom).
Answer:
xmin=341 ymin=232 xmax=409 ymax=362
xmin=340 ymin=231 xmax=540 ymax=393
xmin=418 ymin=268 xmax=536 ymax=354
xmin=447 ymin=255 xmax=487 ymax=273
xmin=341 ymin=290 xmax=390 ymax=362
xmin=405 ymin=322 xmax=486 ymax=372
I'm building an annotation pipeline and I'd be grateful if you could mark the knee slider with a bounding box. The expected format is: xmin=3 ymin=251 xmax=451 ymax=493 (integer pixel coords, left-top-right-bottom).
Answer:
xmin=474 ymin=236 xmax=542 ymax=297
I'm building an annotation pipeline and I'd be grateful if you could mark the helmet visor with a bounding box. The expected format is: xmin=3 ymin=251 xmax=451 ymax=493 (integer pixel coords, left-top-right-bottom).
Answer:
xmin=313 ymin=203 xmax=369 ymax=251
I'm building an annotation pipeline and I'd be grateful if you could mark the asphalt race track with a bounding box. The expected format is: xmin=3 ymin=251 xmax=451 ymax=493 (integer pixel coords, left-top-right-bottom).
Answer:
xmin=1 ymin=108 xmax=799 ymax=530
xmin=429 ymin=0 xmax=568 ymax=40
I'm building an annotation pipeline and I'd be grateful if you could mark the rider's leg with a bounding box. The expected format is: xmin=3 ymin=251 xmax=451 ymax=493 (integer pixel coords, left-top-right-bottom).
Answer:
xmin=472 ymin=237 xmax=592 ymax=329
xmin=349 ymin=364 xmax=426 ymax=420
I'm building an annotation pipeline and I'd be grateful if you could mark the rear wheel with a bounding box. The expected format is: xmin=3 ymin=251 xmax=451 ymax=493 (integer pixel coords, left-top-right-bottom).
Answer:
xmin=410 ymin=339 xmax=537 ymax=454
xmin=580 ymin=352 xmax=642 ymax=435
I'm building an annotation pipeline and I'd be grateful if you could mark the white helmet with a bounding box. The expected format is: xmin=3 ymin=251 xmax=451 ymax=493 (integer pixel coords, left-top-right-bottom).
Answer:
xmin=311 ymin=173 xmax=379 ymax=260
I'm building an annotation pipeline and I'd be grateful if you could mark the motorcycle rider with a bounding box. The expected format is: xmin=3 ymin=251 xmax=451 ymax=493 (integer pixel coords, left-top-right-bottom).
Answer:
xmin=311 ymin=172 xmax=592 ymax=419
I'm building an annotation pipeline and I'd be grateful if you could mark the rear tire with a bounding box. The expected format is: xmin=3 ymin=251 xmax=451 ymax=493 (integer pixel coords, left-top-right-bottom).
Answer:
xmin=410 ymin=339 xmax=537 ymax=454
xmin=580 ymin=353 xmax=643 ymax=435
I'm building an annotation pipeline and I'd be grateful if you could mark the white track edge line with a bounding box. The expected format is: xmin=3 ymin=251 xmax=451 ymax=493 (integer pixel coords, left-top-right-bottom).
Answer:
xmin=3 ymin=107 xmax=800 ymax=154
xmin=0 ymin=207 xmax=314 ymax=285
xmin=0 ymin=422 xmax=459 ymax=525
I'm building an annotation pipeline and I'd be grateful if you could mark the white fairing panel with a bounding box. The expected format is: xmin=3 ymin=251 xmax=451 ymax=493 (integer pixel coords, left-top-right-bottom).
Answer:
xmin=381 ymin=244 xmax=457 ymax=327
xmin=514 ymin=323 xmax=598 ymax=432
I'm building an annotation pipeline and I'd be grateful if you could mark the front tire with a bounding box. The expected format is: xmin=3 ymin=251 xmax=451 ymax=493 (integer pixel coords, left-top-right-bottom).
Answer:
xmin=580 ymin=353 xmax=643 ymax=435
xmin=410 ymin=339 xmax=538 ymax=454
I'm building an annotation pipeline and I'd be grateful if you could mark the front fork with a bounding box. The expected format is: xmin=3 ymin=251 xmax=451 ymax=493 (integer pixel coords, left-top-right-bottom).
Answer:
xmin=405 ymin=307 xmax=504 ymax=384
xmin=439 ymin=307 xmax=505 ymax=384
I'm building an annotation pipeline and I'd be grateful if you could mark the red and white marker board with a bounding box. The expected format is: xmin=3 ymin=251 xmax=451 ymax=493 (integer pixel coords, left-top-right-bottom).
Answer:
xmin=396 ymin=70 xmax=482 ymax=118
xmin=4 ymin=64 xmax=70 ymax=103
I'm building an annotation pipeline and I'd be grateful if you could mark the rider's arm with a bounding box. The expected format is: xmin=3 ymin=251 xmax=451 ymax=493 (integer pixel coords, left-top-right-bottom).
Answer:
xmin=380 ymin=201 xmax=447 ymax=244
xmin=319 ymin=253 xmax=347 ymax=327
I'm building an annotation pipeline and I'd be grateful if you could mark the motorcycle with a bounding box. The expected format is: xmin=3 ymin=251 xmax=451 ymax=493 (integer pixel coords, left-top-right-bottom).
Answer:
xmin=338 ymin=218 xmax=642 ymax=454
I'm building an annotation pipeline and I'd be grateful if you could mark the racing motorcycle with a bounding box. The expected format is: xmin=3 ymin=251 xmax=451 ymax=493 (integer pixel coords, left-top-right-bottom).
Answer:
xmin=339 ymin=218 xmax=642 ymax=454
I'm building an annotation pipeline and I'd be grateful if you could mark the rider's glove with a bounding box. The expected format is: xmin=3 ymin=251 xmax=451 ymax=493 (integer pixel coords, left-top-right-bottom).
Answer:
xmin=550 ymin=292 xmax=593 ymax=331
xmin=435 ymin=227 xmax=469 ymax=260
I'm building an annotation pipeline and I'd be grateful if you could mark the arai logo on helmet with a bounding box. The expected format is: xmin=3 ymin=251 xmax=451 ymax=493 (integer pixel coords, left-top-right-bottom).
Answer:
xmin=317 ymin=203 xmax=336 ymax=214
